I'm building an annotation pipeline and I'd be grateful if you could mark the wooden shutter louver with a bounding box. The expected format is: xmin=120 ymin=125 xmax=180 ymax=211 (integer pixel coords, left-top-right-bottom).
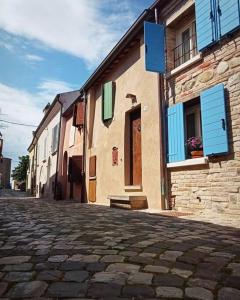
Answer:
xmin=73 ymin=101 xmax=85 ymax=127
xmin=167 ymin=103 xmax=186 ymax=163
xmin=200 ymin=83 xmax=229 ymax=156
xmin=144 ymin=21 xmax=165 ymax=73
xmin=89 ymin=156 xmax=96 ymax=177
xmin=102 ymin=82 xmax=113 ymax=121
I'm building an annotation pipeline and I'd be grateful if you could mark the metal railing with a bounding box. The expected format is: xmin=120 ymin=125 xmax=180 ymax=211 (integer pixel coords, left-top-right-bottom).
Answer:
xmin=173 ymin=23 xmax=198 ymax=68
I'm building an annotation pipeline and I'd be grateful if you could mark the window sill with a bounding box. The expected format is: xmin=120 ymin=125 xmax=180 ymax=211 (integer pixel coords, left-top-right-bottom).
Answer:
xmin=167 ymin=157 xmax=209 ymax=169
xmin=124 ymin=185 xmax=142 ymax=191
xmin=166 ymin=53 xmax=202 ymax=78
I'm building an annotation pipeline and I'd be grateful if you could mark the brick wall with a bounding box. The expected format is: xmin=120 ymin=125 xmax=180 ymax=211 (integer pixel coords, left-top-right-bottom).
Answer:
xmin=166 ymin=31 xmax=240 ymax=214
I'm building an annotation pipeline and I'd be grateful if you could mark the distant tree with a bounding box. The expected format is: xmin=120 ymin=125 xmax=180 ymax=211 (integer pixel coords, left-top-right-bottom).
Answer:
xmin=12 ymin=155 xmax=29 ymax=182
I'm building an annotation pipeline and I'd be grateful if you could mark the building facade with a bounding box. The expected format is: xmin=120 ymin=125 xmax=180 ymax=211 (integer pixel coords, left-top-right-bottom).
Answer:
xmin=28 ymin=0 xmax=240 ymax=214
xmin=0 ymin=158 xmax=11 ymax=189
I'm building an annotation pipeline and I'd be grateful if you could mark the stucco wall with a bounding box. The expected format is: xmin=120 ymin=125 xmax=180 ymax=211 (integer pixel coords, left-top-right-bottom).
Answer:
xmin=36 ymin=106 xmax=61 ymax=198
xmin=85 ymin=38 xmax=164 ymax=209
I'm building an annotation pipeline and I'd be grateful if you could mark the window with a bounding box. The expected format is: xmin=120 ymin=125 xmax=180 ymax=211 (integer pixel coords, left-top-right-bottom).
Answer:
xmin=174 ymin=21 xmax=197 ymax=68
xmin=43 ymin=137 xmax=47 ymax=161
xmin=167 ymin=84 xmax=228 ymax=163
xmin=69 ymin=125 xmax=76 ymax=147
xmin=52 ymin=124 xmax=59 ymax=154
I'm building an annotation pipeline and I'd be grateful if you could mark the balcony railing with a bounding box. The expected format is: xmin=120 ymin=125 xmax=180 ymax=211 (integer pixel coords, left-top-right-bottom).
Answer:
xmin=173 ymin=24 xmax=198 ymax=69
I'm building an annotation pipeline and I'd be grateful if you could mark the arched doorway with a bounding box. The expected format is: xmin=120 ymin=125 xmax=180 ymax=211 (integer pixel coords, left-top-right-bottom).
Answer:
xmin=62 ymin=151 xmax=68 ymax=199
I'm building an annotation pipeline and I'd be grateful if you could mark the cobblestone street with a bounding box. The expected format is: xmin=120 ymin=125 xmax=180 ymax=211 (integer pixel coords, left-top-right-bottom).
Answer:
xmin=0 ymin=195 xmax=240 ymax=299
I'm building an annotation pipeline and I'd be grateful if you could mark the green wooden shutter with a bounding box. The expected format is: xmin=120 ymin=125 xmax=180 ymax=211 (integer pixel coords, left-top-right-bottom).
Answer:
xmin=102 ymin=81 xmax=113 ymax=121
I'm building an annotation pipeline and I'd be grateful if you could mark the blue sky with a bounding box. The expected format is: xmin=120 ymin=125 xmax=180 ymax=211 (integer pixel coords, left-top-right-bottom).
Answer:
xmin=0 ymin=0 xmax=153 ymax=169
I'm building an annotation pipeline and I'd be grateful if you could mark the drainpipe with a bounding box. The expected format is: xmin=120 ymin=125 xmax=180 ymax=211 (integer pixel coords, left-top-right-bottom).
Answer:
xmin=155 ymin=8 xmax=169 ymax=210
xmin=81 ymin=90 xmax=87 ymax=203
xmin=54 ymin=94 xmax=63 ymax=200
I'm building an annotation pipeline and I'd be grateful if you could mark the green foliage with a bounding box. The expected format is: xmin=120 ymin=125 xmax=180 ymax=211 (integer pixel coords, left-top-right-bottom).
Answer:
xmin=12 ymin=155 xmax=29 ymax=182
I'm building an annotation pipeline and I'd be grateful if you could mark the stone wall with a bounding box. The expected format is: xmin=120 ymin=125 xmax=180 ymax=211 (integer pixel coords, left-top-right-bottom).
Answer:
xmin=166 ymin=31 xmax=240 ymax=214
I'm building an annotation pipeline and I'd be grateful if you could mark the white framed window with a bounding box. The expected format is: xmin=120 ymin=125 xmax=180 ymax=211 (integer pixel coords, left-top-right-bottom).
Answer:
xmin=174 ymin=20 xmax=197 ymax=68
xmin=43 ymin=136 xmax=47 ymax=161
xmin=69 ymin=125 xmax=76 ymax=147
xmin=52 ymin=124 xmax=59 ymax=154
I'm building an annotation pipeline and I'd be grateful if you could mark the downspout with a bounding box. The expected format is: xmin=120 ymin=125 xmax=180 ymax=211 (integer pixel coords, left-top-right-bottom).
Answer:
xmin=54 ymin=94 xmax=63 ymax=200
xmin=81 ymin=90 xmax=87 ymax=203
xmin=155 ymin=8 xmax=169 ymax=210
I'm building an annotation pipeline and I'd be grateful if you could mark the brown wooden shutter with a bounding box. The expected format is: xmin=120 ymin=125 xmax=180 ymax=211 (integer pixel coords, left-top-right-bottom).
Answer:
xmin=72 ymin=104 xmax=77 ymax=127
xmin=75 ymin=102 xmax=85 ymax=127
xmin=89 ymin=156 xmax=96 ymax=177
xmin=71 ymin=155 xmax=83 ymax=183
xmin=89 ymin=180 xmax=96 ymax=202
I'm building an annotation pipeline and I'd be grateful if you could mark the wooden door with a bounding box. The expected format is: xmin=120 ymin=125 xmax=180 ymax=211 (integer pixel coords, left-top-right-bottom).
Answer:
xmin=89 ymin=156 xmax=96 ymax=202
xmin=130 ymin=109 xmax=142 ymax=185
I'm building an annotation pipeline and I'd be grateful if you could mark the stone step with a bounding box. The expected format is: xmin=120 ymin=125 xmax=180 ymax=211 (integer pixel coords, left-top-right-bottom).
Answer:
xmin=108 ymin=195 xmax=147 ymax=210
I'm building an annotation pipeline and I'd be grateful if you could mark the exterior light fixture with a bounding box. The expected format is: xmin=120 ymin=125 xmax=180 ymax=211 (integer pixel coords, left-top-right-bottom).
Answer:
xmin=126 ymin=93 xmax=137 ymax=103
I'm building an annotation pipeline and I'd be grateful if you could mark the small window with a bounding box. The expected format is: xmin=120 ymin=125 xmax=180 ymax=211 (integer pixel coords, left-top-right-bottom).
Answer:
xmin=174 ymin=21 xmax=197 ymax=68
xmin=43 ymin=137 xmax=47 ymax=161
xmin=69 ymin=125 xmax=76 ymax=147
xmin=52 ymin=124 xmax=59 ymax=154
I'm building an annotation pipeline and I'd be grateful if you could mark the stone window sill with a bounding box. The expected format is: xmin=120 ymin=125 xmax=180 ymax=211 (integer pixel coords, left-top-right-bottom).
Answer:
xmin=166 ymin=53 xmax=202 ymax=78
xmin=124 ymin=185 xmax=142 ymax=191
xmin=167 ymin=157 xmax=209 ymax=169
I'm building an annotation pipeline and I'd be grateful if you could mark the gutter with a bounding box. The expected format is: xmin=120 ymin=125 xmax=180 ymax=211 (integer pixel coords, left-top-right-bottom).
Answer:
xmin=81 ymin=90 xmax=87 ymax=203
xmin=54 ymin=94 xmax=63 ymax=200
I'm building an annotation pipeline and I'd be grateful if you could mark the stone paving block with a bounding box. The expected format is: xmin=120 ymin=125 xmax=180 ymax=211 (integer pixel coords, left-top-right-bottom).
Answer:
xmin=106 ymin=263 xmax=140 ymax=273
xmin=160 ymin=251 xmax=183 ymax=262
xmin=144 ymin=265 xmax=169 ymax=273
xmin=37 ymin=270 xmax=63 ymax=281
xmin=87 ymin=283 xmax=122 ymax=298
xmin=218 ymin=287 xmax=240 ymax=300
xmin=48 ymin=255 xmax=68 ymax=263
xmin=4 ymin=271 xmax=35 ymax=282
xmin=91 ymin=271 xmax=128 ymax=285
xmin=187 ymin=278 xmax=217 ymax=290
xmin=128 ymin=272 xmax=153 ymax=285
xmin=7 ymin=281 xmax=48 ymax=298
xmin=122 ymin=285 xmax=155 ymax=297
xmin=185 ymin=287 xmax=214 ymax=300
xmin=101 ymin=255 xmax=125 ymax=263
xmin=86 ymin=262 xmax=106 ymax=272
xmin=47 ymin=282 xmax=87 ymax=298
xmin=59 ymin=261 xmax=86 ymax=271
xmin=68 ymin=254 xmax=100 ymax=263
xmin=153 ymin=274 xmax=185 ymax=287
xmin=3 ymin=263 xmax=33 ymax=271
xmin=171 ymin=268 xmax=193 ymax=278
xmin=156 ymin=286 xmax=183 ymax=298
xmin=63 ymin=271 xmax=89 ymax=282
xmin=227 ymin=263 xmax=240 ymax=276
xmin=0 ymin=256 xmax=31 ymax=265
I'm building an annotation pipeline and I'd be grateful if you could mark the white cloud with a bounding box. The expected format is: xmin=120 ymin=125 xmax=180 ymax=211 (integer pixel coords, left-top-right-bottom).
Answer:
xmin=25 ymin=54 xmax=44 ymax=62
xmin=0 ymin=79 xmax=76 ymax=169
xmin=0 ymin=0 xmax=136 ymax=66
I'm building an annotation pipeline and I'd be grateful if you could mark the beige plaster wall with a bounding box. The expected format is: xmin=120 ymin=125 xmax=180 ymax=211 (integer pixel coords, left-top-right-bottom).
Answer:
xmin=36 ymin=104 xmax=61 ymax=199
xmin=85 ymin=39 xmax=164 ymax=209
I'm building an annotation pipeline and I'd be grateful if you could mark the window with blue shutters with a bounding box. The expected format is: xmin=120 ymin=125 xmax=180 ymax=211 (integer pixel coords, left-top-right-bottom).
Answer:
xmin=167 ymin=84 xmax=229 ymax=163
xmin=200 ymin=84 xmax=229 ymax=156
xmin=195 ymin=0 xmax=240 ymax=51
xmin=167 ymin=103 xmax=186 ymax=163
xmin=144 ymin=22 xmax=165 ymax=73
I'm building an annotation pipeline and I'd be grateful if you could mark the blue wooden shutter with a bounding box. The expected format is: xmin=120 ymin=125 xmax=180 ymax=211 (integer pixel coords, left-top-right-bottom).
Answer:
xmin=167 ymin=103 xmax=185 ymax=163
xmin=195 ymin=0 xmax=217 ymax=51
xmin=102 ymin=81 xmax=113 ymax=121
xmin=217 ymin=0 xmax=240 ymax=37
xmin=200 ymin=84 xmax=229 ymax=156
xmin=144 ymin=22 xmax=165 ymax=73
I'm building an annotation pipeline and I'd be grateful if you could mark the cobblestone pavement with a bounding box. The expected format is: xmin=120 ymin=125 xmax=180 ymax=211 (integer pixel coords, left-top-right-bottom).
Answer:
xmin=0 ymin=197 xmax=240 ymax=299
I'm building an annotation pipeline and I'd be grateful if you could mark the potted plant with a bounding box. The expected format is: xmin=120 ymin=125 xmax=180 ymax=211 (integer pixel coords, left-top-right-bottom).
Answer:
xmin=186 ymin=137 xmax=203 ymax=158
